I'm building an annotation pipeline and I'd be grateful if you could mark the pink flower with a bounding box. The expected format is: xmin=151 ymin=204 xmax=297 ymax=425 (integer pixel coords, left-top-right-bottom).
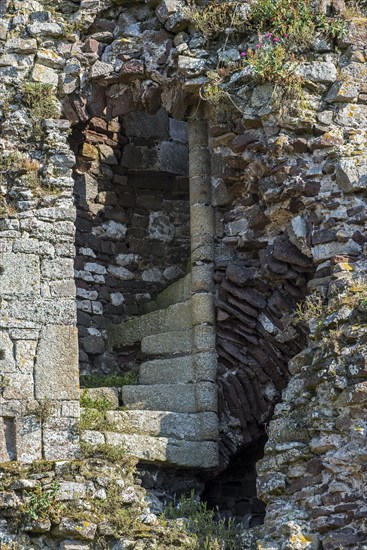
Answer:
xmin=285 ymin=33 xmax=289 ymax=38
xmin=240 ymin=52 xmax=247 ymax=57
xmin=273 ymin=37 xmax=279 ymax=42
xmin=266 ymin=32 xmax=272 ymax=38
xmin=255 ymin=44 xmax=261 ymax=49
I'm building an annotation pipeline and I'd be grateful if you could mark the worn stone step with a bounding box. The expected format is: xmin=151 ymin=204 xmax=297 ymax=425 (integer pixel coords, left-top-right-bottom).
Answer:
xmin=139 ymin=356 xmax=194 ymax=384
xmin=105 ymin=410 xmax=218 ymax=441
xmin=142 ymin=274 xmax=192 ymax=313
xmin=121 ymin=382 xmax=217 ymax=413
xmin=101 ymin=432 xmax=218 ymax=469
xmin=141 ymin=330 xmax=192 ymax=356
xmin=108 ymin=301 xmax=191 ymax=348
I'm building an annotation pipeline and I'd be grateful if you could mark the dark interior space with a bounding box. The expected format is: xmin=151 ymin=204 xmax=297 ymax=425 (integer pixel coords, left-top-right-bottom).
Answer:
xmin=202 ymin=437 xmax=267 ymax=526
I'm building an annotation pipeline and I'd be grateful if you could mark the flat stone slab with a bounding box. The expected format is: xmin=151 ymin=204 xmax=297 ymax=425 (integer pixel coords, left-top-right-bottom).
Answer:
xmin=142 ymin=274 xmax=192 ymax=313
xmin=121 ymin=382 xmax=217 ymax=413
xmin=84 ymin=387 xmax=119 ymax=408
xmin=103 ymin=432 xmax=219 ymax=469
xmin=35 ymin=325 xmax=79 ymax=400
xmin=141 ymin=330 xmax=192 ymax=356
xmin=139 ymin=356 xmax=194 ymax=384
xmin=0 ymin=330 xmax=16 ymax=373
xmin=106 ymin=410 xmax=218 ymax=441
xmin=109 ymin=301 xmax=191 ymax=348
xmin=0 ymin=253 xmax=40 ymax=297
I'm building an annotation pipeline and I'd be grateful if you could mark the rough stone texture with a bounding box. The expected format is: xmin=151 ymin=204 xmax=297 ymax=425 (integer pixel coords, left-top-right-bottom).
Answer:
xmin=109 ymin=300 xmax=192 ymax=348
xmin=0 ymin=253 xmax=40 ymax=296
xmin=35 ymin=325 xmax=79 ymax=400
xmin=141 ymin=330 xmax=192 ymax=356
xmin=0 ymin=459 xmax=183 ymax=547
xmin=103 ymin=432 xmax=219 ymax=469
xmin=257 ymin=271 xmax=367 ymax=549
xmin=105 ymin=410 xmax=218 ymax=441
xmin=122 ymin=383 xmax=217 ymax=413
xmin=139 ymin=356 xmax=194 ymax=384
xmin=0 ymin=112 xmax=79 ymax=463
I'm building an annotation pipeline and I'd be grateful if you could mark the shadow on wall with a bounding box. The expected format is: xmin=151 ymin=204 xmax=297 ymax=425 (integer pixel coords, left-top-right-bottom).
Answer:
xmin=70 ymin=107 xmax=191 ymax=378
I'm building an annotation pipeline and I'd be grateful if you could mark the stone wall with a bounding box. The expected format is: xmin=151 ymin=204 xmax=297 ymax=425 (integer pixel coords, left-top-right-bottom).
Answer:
xmin=0 ymin=7 xmax=80 ymax=462
xmin=0 ymin=457 xmax=167 ymax=548
xmin=0 ymin=121 xmax=80 ymax=462
xmin=257 ymin=269 xmax=367 ymax=548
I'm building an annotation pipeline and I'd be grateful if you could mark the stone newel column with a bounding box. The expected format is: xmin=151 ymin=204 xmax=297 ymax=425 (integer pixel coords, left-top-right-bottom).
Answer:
xmin=188 ymin=109 xmax=219 ymax=466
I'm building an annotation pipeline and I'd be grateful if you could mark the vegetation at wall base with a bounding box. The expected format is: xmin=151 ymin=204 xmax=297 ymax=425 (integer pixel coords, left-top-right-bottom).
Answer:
xmin=80 ymin=372 xmax=138 ymax=388
xmin=164 ymin=491 xmax=243 ymax=550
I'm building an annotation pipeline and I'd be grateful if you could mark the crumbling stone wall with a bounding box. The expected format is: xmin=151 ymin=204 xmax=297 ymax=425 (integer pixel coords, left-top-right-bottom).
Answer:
xmin=0 ymin=12 xmax=80 ymax=461
xmin=257 ymin=270 xmax=367 ymax=549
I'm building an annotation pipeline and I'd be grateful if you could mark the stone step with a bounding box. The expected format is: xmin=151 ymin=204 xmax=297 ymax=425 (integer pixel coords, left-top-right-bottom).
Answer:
xmin=139 ymin=356 xmax=194 ymax=384
xmin=105 ymin=410 xmax=218 ymax=441
xmin=141 ymin=330 xmax=192 ymax=356
xmin=142 ymin=274 xmax=192 ymax=313
xmin=108 ymin=301 xmax=191 ymax=349
xmin=81 ymin=431 xmax=218 ymax=469
xmin=121 ymin=382 xmax=217 ymax=413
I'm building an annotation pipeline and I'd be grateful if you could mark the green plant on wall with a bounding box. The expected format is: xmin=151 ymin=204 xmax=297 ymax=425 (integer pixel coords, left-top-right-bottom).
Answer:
xmin=186 ymin=0 xmax=347 ymax=112
xmin=80 ymin=389 xmax=114 ymax=412
xmin=249 ymin=0 xmax=346 ymax=47
xmin=80 ymin=441 xmax=128 ymax=462
xmin=28 ymin=398 xmax=55 ymax=424
xmin=80 ymin=372 xmax=138 ymax=388
xmin=20 ymin=82 xmax=59 ymax=141
xmin=242 ymin=35 xmax=303 ymax=101
xmin=22 ymin=481 xmax=61 ymax=521
xmin=80 ymin=389 xmax=119 ymax=431
xmin=183 ymin=1 xmax=247 ymax=38
xmin=344 ymin=0 xmax=367 ymax=18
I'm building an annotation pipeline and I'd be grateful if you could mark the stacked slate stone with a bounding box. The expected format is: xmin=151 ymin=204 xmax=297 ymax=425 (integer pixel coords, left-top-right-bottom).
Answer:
xmin=201 ymin=15 xmax=367 ymax=549
xmin=214 ymin=249 xmax=310 ymax=467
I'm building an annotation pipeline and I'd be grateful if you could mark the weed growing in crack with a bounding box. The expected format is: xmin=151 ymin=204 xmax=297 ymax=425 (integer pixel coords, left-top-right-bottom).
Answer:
xmin=28 ymin=399 xmax=55 ymax=424
xmin=249 ymin=0 xmax=347 ymax=48
xmin=183 ymin=1 xmax=248 ymax=38
xmin=296 ymin=293 xmax=324 ymax=323
xmin=242 ymin=34 xmax=303 ymax=101
xmin=22 ymin=482 xmax=61 ymax=522
xmin=20 ymin=82 xmax=59 ymax=141
xmin=80 ymin=441 xmax=127 ymax=462
xmin=80 ymin=390 xmax=114 ymax=412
